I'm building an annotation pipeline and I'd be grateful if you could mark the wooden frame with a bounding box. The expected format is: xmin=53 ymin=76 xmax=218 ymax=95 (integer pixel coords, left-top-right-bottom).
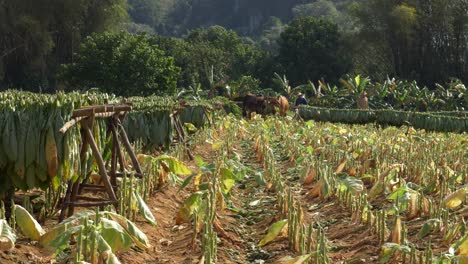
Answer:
xmin=58 ymin=104 xmax=143 ymax=222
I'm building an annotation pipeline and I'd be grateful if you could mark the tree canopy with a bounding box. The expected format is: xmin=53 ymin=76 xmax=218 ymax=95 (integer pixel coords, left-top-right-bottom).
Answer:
xmin=59 ymin=32 xmax=180 ymax=96
xmin=278 ymin=17 xmax=351 ymax=86
xmin=0 ymin=0 xmax=128 ymax=91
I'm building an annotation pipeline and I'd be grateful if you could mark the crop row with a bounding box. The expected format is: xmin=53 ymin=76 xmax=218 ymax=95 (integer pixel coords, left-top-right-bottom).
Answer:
xmin=299 ymin=106 xmax=468 ymax=133
xmin=263 ymin=116 xmax=466 ymax=263
xmin=0 ymin=90 xmax=210 ymax=201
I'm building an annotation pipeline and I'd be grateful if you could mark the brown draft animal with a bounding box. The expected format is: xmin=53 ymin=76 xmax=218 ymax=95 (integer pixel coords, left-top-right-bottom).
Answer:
xmin=277 ymin=95 xmax=289 ymax=117
xmin=267 ymin=95 xmax=290 ymax=117
xmin=242 ymin=93 xmax=266 ymax=119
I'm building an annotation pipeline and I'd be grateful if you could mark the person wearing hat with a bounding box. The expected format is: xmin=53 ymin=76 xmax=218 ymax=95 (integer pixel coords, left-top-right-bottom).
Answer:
xmin=295 ymin=92 xmax=308 ymax=107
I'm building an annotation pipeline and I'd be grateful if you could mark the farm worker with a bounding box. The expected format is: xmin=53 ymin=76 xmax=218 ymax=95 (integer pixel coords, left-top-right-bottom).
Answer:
xmin=357 ymin=91 xmax=369 ymax=109
xmin=295 ymin=92 xmax=308 ymax=106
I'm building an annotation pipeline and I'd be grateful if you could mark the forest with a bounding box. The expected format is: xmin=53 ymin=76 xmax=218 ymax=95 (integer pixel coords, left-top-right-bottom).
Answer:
xmin=0 ymin=2 xmax=467 ymax=264
xmin=0 ymin=0 xmax=467 ymax=95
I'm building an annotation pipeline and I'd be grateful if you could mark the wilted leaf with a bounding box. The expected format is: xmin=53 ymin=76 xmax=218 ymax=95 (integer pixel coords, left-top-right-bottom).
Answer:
xmin=458 ymin=234 xmax=468 ymax=256
xmin=14 ymin=204 xmax=45 ymax=241
xmin=211 ymin=141 xmax=223 ymax=151
xmin=380 ymin=243 xmax=409 ymax=263
xmin=254 ymin=171 xmax=266 ymax=186
xmin=369 ymin=181 xmax=385 ymax=198
xmin=220 ymin=167 xmax=236 ymax=194
xmin=134 ymin=192 xmax=157 ymax=226
xmin=417 ymin=219 xmax=441 ymax=239
xmin=335 ymin=158 xmax=347 ymax=174
xmin=258 ymin=219 xmax=287 ymax=247
xmin=105 ymin=212 xmax=151 ymax=250
xmin=157 ymin=155 xmax=191 ymax=175
xmin=176 ymin=191 xmax=205 ymax=224
xmin=48 ymin=225 xmax=82 ymax=253
xmin=0 ymin=219 xmax=16 ymax=250
xmin=303 ymin=168 xmax=316 ymax=184
xmin=95 ymin=232 xmax=121 ymax=264
xmin=100 ymin=218 xmax=133 ymax=253
xmin=336 ymin=175 xmax=364 ymax=194
xmin=278 ymin=254 xmax=312 ymax=264
xmin=39 ymin=222 xmax=72 ymax=248
xmin=444 ymin=187 xmax=467 ymax=209
xmin=391 ymin=216 xmax=401 ymax=244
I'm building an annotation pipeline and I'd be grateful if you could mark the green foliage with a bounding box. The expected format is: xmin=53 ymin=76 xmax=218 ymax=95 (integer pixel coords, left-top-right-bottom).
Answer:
xmin=278 ymin=16 xmax=351 ymax=86
xmin=59 ymin=31 xmax=180 ymax=96
xmin=350 ymin=0 xmax=468 ymax=85
xmin=0 ymin=0 xmax=128 ymax=91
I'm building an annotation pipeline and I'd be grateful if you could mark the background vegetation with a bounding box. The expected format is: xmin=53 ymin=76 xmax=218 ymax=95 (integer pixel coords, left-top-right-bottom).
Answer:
xmin=1 ymin=0 xmax=467 ymax=98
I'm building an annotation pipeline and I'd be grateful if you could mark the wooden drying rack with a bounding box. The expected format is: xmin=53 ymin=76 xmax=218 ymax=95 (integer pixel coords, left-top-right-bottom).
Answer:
xmin=58 ymin=103 xmax=143 ymax=222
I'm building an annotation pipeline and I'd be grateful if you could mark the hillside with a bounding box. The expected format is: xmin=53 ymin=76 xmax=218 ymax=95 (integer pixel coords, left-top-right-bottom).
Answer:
xmin=128 ymin=0 xmax=360 ymax=36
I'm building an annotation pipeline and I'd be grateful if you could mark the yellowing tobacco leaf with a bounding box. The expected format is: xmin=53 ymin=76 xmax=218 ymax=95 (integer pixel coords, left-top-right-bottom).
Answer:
xmin=0 ymin=219 xmax=16 ymax=250
xmin=105 ymin=212 xmax=151 ymax=250
xmin=258 ymin=219 xmax=287 ymax=247
xmin=100 ymin=218 xmax=133 ymax=253
xmin=45 ymin=127 xmax=58 ymax=180
xmin=14 ymin=205 xmax=45 ymax=241
xmin=444 ymin=187 xmax=467 ymax=209
xmin=278 ymin=254 xmax=312 ymax=264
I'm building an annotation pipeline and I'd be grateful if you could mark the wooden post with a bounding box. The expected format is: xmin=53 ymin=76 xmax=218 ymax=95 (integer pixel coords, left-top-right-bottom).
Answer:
xmin=110 ymin=119 xmax=126 ymax=172
xmin=67 ymin=182 xmax=80 ymax=217
xmin=116 ymin=120 xmax=143 ymax=175
xmin=82 ymin=122 xmax=117 ymax=202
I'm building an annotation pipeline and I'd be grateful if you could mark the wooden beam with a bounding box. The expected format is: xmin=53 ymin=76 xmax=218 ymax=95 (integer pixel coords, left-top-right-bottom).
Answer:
xmin=60 ymin=112 xmax=126 ymax=133
xmin=82 ymin=122 xmax=117 ymax=202
xmin=63 ymin=201 xmax=117 ymax=207
xmin=72 ymin=105 xmax=131 ymax=118
xmin=116 ymin=120 xmax=143 ymax=175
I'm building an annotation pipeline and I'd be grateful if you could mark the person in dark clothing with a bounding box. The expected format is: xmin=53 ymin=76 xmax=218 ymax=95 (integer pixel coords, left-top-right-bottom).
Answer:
xmin=295 ymin=93 xmax=308 ymax=106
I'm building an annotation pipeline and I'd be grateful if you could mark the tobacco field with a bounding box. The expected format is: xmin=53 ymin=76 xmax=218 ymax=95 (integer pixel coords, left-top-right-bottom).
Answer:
xmin=0 ymin=91 xmax=467 ymax=264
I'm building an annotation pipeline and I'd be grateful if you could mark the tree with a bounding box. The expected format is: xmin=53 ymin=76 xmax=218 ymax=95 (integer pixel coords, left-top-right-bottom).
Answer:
xmin=350 ymin=0 xmax=468 ymax=85
xmin=277 ymin=16 xmax=351 ymax=86
xmin=292 ymin=1 xmax=340 ymax=20
xmin=59 ymin=31 xmax=180 ymax=96
xmin=0 ymin=0 xmax=128 ymax=91
xmin=182 ymin=26 xmax=265 ymax=89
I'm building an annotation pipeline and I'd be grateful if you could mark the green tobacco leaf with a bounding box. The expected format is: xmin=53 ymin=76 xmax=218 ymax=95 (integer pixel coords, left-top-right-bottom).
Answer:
xmin=336 ymin=174 xmax=364 ymax=194
xmin=184 ymin=123 xmax=197 ymax=133
xmin=14 ymin=204 xmax=45 ymax=241
xmin=380 ymin=243 xmax=410 ymax=263
xmin=105 ymin=212 xmax=151 ymax=250
xmin=258 ymin=219 xmax=287 ymax=247
xmin=134 ymin=191 xmax=157 ymax=226
xmin=254 ymin=171 xmax=266 ymax=186
xmin=178 ymin=173 xmax=198 ymax=191
xmin=220 ymin=167 xmax=236 ymax=194
xmin=0 ymin=219 xmax=16 ymax=250
xmin=48 ymin=225 xmax=82 ymax=254
xmin=39 ymin=222 xmax=72 ymax=248
xmin=95 ymin=231 xmax=122 ymax=264
xmin=100 ymin=218 xmax=133 ymax=253
xmin=417 ymin=219 xmax=441 ymax=240
xmin=194 ymin=155 xmax=206 ymax=167
xmin=380 ymin=243 xmax=399 ymax=263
